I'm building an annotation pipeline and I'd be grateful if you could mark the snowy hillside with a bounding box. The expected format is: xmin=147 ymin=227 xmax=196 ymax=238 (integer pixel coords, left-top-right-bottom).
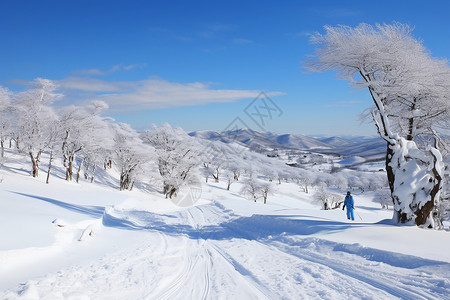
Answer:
xmin=190 ymin=129 xmax=385 ymax=159
xmin=1 ymin=148 xmax=450 ymax=299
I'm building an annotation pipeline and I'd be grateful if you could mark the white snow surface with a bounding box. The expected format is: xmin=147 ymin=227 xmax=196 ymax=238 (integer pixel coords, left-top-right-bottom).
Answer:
xmin=1 ymin=157 xmax=450 ymax=299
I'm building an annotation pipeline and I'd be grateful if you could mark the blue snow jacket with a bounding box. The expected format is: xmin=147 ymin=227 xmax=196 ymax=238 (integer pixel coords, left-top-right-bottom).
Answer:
xmin=343 ymin=195 xmax=354 ymax=210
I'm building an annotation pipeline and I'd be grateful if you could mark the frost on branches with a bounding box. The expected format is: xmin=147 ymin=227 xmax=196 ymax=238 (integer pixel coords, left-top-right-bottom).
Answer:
xmin=307 ymin=23 xmax=449 ymax=228
xmin=142 ymin=124 xmax=199 ymax=199
xmin=0 ymin=87 xmax=13 ymax=159
xmin=14 ymin=78 xmax=61 ymax=178
xmin=112 ymin=123 xmax=151 ymax=191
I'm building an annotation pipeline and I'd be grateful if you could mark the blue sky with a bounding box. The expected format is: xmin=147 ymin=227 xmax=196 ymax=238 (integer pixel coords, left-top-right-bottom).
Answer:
xmin=1 ymin=0 xmax=449 ymax=136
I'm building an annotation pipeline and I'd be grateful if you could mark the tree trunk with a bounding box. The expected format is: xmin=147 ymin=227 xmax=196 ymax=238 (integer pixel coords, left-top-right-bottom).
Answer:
xmin=46 ymin=150 xmax=53 ymax=184
xmin=388 ymin=138 xmax=444 ymax=227
xmin=76 ymin=159 xmax=83 ymax=183
xmin=406 ymin=101 xmax=416 ymax=141
xmin=214 ymin=168 xmax=219 ymax=183
xmin=120 ymin=172 xmax=128 ymax=190
xmin=1 ymin=140 xmax=4 ymax=158
xmin=414 ymin=148 xmax=444 ymax=228
xmin=91 ymin=165 xmax=96 ymax=183
xmin=163 ymin=182 xmax=177 ymax=198
xmin=120 ymin=171 xmax=135 ymax=191
xmin=66 ymin=159 xmax=73 ymax=181
xmin=29 ymin=152 xmax=39 ymax=178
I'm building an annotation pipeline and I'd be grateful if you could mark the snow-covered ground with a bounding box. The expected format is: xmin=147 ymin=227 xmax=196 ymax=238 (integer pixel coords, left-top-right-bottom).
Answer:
xmin=1 ymin=153 xmax=450 ymax=299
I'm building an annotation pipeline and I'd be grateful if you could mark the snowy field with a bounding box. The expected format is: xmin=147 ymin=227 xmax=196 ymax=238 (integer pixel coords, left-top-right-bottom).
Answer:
xmin=1 ymin=152 xmax=450 ymax=299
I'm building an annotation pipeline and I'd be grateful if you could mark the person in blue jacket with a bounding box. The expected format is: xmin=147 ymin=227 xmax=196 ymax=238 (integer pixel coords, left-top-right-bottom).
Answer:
xmin=342 ymin=191 xmax=355 ymax=220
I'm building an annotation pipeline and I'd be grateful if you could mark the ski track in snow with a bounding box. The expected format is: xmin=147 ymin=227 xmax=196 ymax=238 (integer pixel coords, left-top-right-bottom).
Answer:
xmin=2 ymin=201 xmax=450 ymax=299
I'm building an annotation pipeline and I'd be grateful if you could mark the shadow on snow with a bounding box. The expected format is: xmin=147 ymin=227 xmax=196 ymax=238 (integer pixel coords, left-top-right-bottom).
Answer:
xmin=10 ymin=191 xmax=105 ymax=218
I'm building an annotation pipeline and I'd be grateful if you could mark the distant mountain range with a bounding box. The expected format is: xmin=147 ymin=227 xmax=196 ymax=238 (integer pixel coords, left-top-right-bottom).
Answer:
xmin=189 ymin=128 xmax=386 ymax=160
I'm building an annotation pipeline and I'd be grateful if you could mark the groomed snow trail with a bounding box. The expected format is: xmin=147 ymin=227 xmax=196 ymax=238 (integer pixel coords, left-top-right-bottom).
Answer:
xmin=2 ymin=201 xmax=450 ymax=299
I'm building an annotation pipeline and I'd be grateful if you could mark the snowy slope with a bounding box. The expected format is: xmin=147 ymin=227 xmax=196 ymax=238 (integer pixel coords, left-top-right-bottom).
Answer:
xmin=189 ymin=129 xmax=331 ymax=150
xmin=1 ymin=151 xmax=450 ymax=299
xmin=190 ymin=129 xmax=386 ymax=159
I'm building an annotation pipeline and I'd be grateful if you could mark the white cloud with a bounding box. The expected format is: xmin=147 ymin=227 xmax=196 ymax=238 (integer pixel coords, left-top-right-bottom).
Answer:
xmin=73 ymin=64 xmax=146 ymax=76
xmin=59 ymin=77 xmax=123 ymax=92
xmin=58 ymin=77 xmax=284 ymax=112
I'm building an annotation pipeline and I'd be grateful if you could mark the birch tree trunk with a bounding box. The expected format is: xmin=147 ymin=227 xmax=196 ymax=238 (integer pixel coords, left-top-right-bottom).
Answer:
xmin=29 ymin=151 xmax=40 ymax=178
xmin=46 ymin=150 xmax=53 ymax=184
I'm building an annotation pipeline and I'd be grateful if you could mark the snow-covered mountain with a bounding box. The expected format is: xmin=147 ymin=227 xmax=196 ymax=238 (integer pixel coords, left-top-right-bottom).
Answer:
xmin=190 ymin=129 xmax=385 ymax=159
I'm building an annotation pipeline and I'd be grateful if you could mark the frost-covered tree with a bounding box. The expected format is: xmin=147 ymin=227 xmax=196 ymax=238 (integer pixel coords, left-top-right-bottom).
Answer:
xmin=74 ymin=102 xmax=113 ymax=183
xmin=293 ymin=169 xmax=316 ymax=193
xmin=200 ymin=143 xmax=223 ymax=183
xmin=201 ymin=163 xmax=214 ymax=183
xmin=45 ymin=118 xmax=62 ymax=184
xmin=0 ymin=86 xmax=11 ymax=157
xmin=307 ymin=23 xmax=449 ymax=228
xmin=59 ymin=101 xmax=110 ymax=181
xmin=240 ymin=172 xmax=273 ymax=204
xmin=224 ymin=169 xmax=235 ymax=190
xmin=261 ymin=167 xmax=277 ymax=183
xmin=199 ymin=141 xmax=237 ymax=183
xmin=14 ymin=78 xmax=61 ymax=177
xmin=142 ymin=124 xmax=199 ymax=199
xmin=313 ymin=187 xmax=342 ymax=210
xmin=334 ymin=174 xmax=349 ymax=191
xmin=260 ymin=181 xmax=273 ymax=204
xmin=229 ymin=163 xmax=242 ymax=181
xmin=374 ymin=188 xmax=393 ymax=209
xmin=0 ymin=87 xmax=13 ymax=158
xmin=240 ymin=175 xmax=260 ymax=203
xmin=111 ymin=123 xmax=152 ymax=191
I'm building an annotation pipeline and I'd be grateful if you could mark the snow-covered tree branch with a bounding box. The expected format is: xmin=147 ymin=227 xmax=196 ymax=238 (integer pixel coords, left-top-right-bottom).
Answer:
xmin=142 ymin=124 xmax=199 ymax=199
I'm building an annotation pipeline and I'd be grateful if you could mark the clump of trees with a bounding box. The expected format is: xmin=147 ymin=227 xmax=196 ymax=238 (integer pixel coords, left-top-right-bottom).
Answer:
xmin=313 ymin=187 xmax=342 ymax=210
xmin=0 ymin=80 xmax=201 ymax=199
xmin=240 ymin=173 xmax=273 ymax=204
xmin=374 ymin=188 xmax=393 ymax=209
xmin=307 ymin=23 xmax=450 ymax=228
xmin=141 ymin=124 xmax=199 ymax=198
